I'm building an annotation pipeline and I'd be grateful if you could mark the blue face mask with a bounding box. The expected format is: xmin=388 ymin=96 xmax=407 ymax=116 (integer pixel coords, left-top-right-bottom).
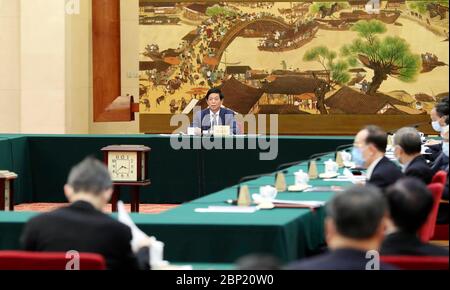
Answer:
xmin=443 ymin=142 xmax=449 ymax=157
xmin=352 ymin=147 xmax=365 ymax=168
xmin=432 ymin=121 xmax=442 ymax=132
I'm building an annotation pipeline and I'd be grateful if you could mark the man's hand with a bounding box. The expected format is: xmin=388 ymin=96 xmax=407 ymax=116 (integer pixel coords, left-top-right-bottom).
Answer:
xmin=134 ymin=236 xmax=154 ymax=251
xmin=425 ymin=139 xmax=441 ymax=146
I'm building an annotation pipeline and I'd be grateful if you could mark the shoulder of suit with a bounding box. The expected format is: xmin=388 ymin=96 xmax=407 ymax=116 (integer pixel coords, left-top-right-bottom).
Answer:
xmin=27 ymin=207 xmax=130 ymax=233
xmin=222 ymin=107 xmax=236 ymax=114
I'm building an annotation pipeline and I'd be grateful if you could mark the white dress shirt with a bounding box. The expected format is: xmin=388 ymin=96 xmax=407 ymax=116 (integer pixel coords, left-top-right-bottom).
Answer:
xmin=209 ymin=110 xmax=221 ymax=128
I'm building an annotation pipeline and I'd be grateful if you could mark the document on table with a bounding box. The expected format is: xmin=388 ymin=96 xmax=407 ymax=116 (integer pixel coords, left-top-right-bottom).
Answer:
xmin=304 ymin=186 xmax=345 ymax=192
xmin=117 ymin=201 xmax=150 ymax=252
xmin=195 ymin=206 xmax=259 ymax=213
xmin=270 ymin=199 xmax=325 ymax=208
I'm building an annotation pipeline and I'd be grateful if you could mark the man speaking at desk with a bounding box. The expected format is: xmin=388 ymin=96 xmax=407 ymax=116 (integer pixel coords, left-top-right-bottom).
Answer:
xmin=192 ymin=88 xmax=240 ymax=135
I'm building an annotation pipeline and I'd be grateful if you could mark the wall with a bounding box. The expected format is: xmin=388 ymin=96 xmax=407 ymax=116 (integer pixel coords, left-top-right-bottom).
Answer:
xmin=89 ymin=0 xmax=139 ymax=134
xmin=0 ymin=0 xmax=140 ymax=134
xmin=20 ymin=0 xmax=66 ymax=133
xmin=0 ymin=0 xmax=21 ymax=133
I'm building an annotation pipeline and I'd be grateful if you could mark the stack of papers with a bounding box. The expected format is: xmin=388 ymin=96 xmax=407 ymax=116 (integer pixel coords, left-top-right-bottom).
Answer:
xmin=252 ymin=194 xmax=325 ymax=208
xmin=195 ymin=206 xmax=259 ymax=213
xmin=270 ymin=199 xmax=325 ymax=208
xmin=304 ymin=186 xmax=345 ymax=192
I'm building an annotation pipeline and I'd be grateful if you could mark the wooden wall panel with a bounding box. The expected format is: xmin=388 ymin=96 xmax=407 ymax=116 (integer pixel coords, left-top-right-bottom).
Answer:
xmin=92 ymin=0 xmax=124 ymax=122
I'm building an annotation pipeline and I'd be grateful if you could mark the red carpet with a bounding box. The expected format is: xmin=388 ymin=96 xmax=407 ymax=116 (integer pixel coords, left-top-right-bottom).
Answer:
xmin=14 ymin=203 xmax=178 ymax=214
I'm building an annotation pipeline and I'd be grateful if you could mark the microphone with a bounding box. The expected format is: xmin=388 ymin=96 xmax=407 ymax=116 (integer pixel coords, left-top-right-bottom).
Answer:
xmin=309 ymin=150 xmax=337 ymax=162
xmin=335 ymin=143 xmax=354 ymax=152
xmin=276 ymin=159 xmax=309 ymax=172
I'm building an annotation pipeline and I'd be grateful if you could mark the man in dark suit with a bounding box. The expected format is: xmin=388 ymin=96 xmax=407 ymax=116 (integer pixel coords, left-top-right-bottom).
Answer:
xmin=288 ymin=185 xmax=395 ymax=270
xmin=424 ymin=97 xmax=449 ymax=162
xmin=21 ymin=158 xmax=151 ymax=270
xmin=431 ymin=125 xmax=449 ymax=174
xmin=393 ymin=127 xmax=433 ymax=184
xmin=192 ymin=88 xmax=240 ymax=135
xmin=437 ymin=126 xmax=449 ymax=224
xmin=352 ymin=125 xmax=403 ymax=189
xmin=381 ymin=178 xmax=449 ymax=256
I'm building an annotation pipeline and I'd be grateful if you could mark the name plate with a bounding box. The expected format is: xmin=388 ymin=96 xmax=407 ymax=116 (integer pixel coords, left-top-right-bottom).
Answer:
xmin=213 ymin=125 xmax=231 ymax=137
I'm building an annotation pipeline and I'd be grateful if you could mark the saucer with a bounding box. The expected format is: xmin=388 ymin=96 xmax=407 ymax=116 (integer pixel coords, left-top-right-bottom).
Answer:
xmin=319 ymin=172 xmax=339 ymax=179
xmin=287 ymin=184 xmax=311 ymax=192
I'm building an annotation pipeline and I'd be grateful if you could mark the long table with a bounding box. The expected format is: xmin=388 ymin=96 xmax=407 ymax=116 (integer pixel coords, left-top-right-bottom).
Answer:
xmin=0 ymin=134 xmax=352 ymax=204
xmin=0 ymin=160 xmax=354 ymax=263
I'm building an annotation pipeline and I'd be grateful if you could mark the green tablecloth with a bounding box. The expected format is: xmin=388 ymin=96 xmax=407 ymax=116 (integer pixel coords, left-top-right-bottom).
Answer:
xmin=0 ymin=134 xmax=352 ymax=204
xmin=172 ymin=263 xmax=235 ymax=270
xmin=0 ymin=161 xmax=353 ymax=263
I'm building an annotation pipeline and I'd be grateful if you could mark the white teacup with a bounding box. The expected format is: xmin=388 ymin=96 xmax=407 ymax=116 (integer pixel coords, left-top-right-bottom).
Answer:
xmin=259 ymin=185 xmax=277 ymax=200
xmin=325 ymin=159 xmax=339 ymax=174
xmin=294 ymin=170 xmax=309 ymax=185
xmin=340 ymin=151 xmax=352 ymax=163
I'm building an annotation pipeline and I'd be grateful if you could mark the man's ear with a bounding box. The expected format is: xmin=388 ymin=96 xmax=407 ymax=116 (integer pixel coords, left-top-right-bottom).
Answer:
xmin=103 ymin=188 xmax=113 ymax=203
xmin=367 ymin=143 xmax=377 ymax=156
xmin=64 ymin=185 xmax=74 ymax=202
xmin=376 ymin=216 xmax=388 ymax=241
xmin=325 ymin=217 xmax=336 ymax=244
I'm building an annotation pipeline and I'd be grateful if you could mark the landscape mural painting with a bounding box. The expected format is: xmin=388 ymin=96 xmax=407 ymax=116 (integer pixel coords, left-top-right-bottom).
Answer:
xmin=139 ymin=0 xmax=449 ymax=117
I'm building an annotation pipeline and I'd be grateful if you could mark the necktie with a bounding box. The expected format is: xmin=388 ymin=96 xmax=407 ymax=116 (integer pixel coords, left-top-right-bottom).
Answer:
xmin=211 ymin=114 xmax=218 ymax=128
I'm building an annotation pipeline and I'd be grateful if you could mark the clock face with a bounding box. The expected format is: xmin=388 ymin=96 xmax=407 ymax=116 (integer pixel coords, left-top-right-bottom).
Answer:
xmin=108 ymin=151 xmax=138 ymax=182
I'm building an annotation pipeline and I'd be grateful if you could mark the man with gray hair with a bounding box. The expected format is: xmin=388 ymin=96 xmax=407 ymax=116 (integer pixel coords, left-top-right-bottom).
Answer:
xmin=21 ymin=157 xmax=151 ymax=270
xmin=288 ymin=185 xmax=395 ymax=270
xmin=393 ymin=127 xmax=433 ymax=184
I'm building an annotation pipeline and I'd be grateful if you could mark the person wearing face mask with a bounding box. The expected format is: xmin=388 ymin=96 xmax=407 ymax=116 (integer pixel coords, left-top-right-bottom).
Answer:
xmin=424 ymin=97 xmax=449 ymax=161
xmin=431 ymin=121 xmax=449 ymax=174
xmin=429 ymin=97 xmax=448 ymax=134
xmin=352 ymin=125 xmax=403 ymax=190
xmin=393 ymin=127 xmax=433 ymax=185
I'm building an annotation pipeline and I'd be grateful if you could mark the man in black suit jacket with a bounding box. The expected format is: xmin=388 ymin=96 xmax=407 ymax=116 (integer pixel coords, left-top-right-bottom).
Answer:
xmin=352 ymin=126 xmax=403 ymax=189
xmin=437 ymin=126 xmax=449 ymax=224
xmin=431 ymin=151 xmax=449 ymax=174
xmin=381 ymin=178 xmax=449 ymax=256
xmin=21 ymin=158 xmax=151 ymax=270
xmin=393 ymin=127 xmax=433 ymax=184
xmin=424 ymin=98 xmax=449 ymax=161
xmin=288 ymin=185 xmax=396 ymax=270
xmin=431 ymin=125 xmax=449 ymax=174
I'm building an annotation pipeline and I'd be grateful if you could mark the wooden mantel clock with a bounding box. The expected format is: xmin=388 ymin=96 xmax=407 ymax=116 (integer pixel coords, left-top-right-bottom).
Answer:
xmin=101 ymin=145 xmax=151 ymax=213
xmin=0 ymin=171 xmax=18 ymax=211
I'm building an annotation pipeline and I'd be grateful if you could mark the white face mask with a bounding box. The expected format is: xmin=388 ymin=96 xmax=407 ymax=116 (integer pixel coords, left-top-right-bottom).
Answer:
xmin=432 ymin=121 xmax=442 ymax=132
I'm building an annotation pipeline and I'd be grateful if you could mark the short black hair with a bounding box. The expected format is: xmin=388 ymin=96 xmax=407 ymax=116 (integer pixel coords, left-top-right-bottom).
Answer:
xmin=385 ymin=178 xmax=433 ymax=233
xmin=67 ymin=157 xmax=112 ymax=195
xmin=326 ymin=185 xmax=387 ymax=240
xmin=364 ymin=125 xmax=388 ymax=153
xmin=435 ymin=97 xmax=449 ymax=118
xmin=205 ymin=88 xmax=224 ymax=100
xmin=394 ymin=127 xmax=422 ymax=155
